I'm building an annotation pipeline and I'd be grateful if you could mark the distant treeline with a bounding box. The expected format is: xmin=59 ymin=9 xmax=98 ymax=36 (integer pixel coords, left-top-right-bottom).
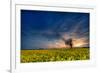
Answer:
xmin=21 ymin=47 xmax=89 ymax=50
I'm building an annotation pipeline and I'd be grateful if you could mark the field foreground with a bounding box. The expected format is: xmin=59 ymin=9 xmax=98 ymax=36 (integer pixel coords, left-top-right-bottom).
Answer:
xmin=21 ymin=48 xmax=89 ymax=63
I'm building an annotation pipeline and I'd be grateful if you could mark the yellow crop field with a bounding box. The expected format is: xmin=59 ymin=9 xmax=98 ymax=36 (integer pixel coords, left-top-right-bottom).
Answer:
xmin=21 ymin=48 xmax=89 ymax=63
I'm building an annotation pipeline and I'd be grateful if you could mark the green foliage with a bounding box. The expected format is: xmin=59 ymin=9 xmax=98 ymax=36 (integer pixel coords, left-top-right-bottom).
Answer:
xmin=21 ymin=48 xmax=89 ymax=63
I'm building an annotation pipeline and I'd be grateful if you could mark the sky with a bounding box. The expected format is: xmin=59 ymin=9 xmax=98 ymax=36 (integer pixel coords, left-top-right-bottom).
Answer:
xmin=21 ymin=10 xmax=89 ymax=49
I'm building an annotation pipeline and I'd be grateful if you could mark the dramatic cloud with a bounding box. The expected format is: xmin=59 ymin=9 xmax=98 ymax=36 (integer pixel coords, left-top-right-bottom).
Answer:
xmin=21 ymin=10 xmax=89 ymax=49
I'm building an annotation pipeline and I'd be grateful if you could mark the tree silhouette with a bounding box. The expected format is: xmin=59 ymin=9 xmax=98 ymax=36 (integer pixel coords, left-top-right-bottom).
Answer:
xmin=62 ymin=38 xmax=73 ymax=48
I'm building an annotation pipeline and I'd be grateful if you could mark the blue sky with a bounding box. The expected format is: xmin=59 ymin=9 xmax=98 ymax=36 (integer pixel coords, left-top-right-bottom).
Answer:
xmin=21 ymin=10 xmax=89 ymax=49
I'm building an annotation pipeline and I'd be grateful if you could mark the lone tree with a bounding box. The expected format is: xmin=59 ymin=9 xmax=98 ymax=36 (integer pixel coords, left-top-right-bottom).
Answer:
xmin=66 ymin=38 xmax=73 ymax=48
xmin=62 ymin=38 xmax=73 ymax=48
